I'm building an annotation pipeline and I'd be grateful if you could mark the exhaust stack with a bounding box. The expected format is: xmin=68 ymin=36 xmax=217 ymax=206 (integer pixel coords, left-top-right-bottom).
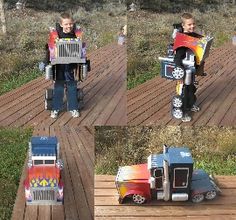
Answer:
xmin=163 ymin=145 xmax=170 ymax=201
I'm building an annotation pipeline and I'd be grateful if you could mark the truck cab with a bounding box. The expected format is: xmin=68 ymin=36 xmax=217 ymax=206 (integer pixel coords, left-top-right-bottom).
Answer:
xmin=24 ymin=136 xmax=64 ymax=205
xmin=116 ymin=145 xmax=220 ymax=204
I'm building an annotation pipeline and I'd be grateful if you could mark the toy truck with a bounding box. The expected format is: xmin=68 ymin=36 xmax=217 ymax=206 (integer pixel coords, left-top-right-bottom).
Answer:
xmin=116 ymin=145 xmax=220 ymax=204
xmin=24 ymin=136 xmax=64 ymax=205
xmin=158 ymin=25 xmax=213 ymax=119
xmin=44 ymin=24 xmax=90 ymax=111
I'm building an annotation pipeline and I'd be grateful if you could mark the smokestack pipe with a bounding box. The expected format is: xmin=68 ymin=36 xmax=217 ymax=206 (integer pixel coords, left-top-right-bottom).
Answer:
xmin=163 ymin=145 xmax=170 ymax=201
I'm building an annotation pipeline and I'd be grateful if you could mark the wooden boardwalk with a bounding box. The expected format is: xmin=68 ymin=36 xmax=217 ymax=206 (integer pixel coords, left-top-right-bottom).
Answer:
xmin=95 ymin=175 xmax=236 ymax=219
xmin=128 ymin=43 xmax=236 ymax=126
xmin=12 ymin=126 xmax=94 ymax=220
xmin=0 ymin=42 xmax=127 ymax=128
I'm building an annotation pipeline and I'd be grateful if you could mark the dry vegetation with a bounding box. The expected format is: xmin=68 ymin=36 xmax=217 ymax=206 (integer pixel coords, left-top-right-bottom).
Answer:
xmin=95 ymin=126 xmax=236 ymax=175
xmin=128 ymin=4 xmax=236 ymax=88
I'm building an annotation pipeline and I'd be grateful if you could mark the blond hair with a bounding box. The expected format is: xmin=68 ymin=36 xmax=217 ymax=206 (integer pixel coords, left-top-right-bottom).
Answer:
xmin=59 ymin=12 xmax=74 ymax=23
xmin=181 ymin=13 xmax=194 ymax=24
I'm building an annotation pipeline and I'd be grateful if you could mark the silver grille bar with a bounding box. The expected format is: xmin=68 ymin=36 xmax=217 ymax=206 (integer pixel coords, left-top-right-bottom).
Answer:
xmin=32 ymin=189 xmax=55 ymax=201
xmin=51 ymin=40 xmax=86 ymax=65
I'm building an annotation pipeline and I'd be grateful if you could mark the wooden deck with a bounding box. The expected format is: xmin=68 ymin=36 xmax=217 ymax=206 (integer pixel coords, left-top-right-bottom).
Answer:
xmin=0 ymin=42 xmax=127 ymax=127
xmin=11 ymin=126 xmax=94 ymax=220
xmin=127 ymin=43 xmax=236 ymax=126
xmin=95 ymin=175 xmax=236 ymax=219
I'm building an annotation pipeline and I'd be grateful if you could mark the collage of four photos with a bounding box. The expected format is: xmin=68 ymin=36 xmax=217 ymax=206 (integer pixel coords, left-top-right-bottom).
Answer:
xmin=0 ymin=0 xmax=236 ymax=219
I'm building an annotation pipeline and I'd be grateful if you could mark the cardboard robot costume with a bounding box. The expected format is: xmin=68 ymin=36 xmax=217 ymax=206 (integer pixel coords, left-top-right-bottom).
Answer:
xmin=159 ymin=24 xmax=213 ymax=120
xmin=44 ymin=23 xmax=90 ymax=114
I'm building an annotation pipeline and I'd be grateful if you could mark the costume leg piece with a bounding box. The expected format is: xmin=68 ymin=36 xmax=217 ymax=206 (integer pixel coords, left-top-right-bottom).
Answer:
xmin=66 ymin=81 xmax=79 ymax=111
xmin=52 ymin=81 xmax=64 ymax=111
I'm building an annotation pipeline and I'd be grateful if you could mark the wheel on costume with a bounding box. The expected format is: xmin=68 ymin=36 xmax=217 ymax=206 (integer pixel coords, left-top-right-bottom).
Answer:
xmin=172 ymin=95 xmax=183 ymax=108
xmin=78 ymin=100 xmax=84 ymax=110
xmin=45 ymin=99 xmax=52 ymax=110
xmin=132 ymin=194 xmax=146 ymax=205
xmin=172 ymin=107 xmax=183 ymax=119
xmin=205 ymin=190 xmax=217 ymax=200
xmin=77 ymin=88 xmax=84 ymax=101
xmin=172 ymin=66 xmax=185 ymax=80
xmin=45 ymin=88 xmax=53 ymax=100
xmin=191 ymin=193 xmax=204 ymax=203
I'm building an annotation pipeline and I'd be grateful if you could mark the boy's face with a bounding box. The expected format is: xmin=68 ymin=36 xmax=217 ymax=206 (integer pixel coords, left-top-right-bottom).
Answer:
xmin=182 ymin=18 xmax=195 ymax=33
xmin=60 ymin=18 xmax=74 ymax=33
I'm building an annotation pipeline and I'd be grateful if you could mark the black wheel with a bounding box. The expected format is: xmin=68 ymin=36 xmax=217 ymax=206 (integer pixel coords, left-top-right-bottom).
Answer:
xmin=172 ymin=96 xmax=183 ymax=108
xmin=86 ymin=59 xmax=91 ymax=72
xmin=45 ymin=88 xmax=53 ymax=100
xmin=205 ymin=190 xmax=217 ymax=200
xmin=77 ymin=88 xmax=84 ymax=101
xmin=78 ymin=100 xmax=84 ymax=110
xmin=45 ymin=99 xmax=52 ymax=110
xmin=132 ymin=194 xmax=146 ymax=204
xmin=172 ymin=66 xmax=185 ymax=80
xmin=172 ymin=107 xmax=183 ymax=119
xmin=191 ymin=194 xmax=204 ymax=203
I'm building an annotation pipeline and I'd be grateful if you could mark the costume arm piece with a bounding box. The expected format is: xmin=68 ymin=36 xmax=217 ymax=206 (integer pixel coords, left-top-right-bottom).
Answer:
xmin=44 ymin=43 xmax=50 ymax=65
xmin=174 ymin=47 xmax=186 ymax=67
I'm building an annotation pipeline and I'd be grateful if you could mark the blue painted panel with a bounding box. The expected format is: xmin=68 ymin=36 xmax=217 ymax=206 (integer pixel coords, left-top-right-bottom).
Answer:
xmin=150 ymin=147 xmax=193 ymax=168
xmin=31 ymin=136 xmax=58 ymax=156
xmin=191 ymin=169 xmax=215 ymax=194
xmin=160 ymin=60 xmax=176 ymax=80
xmin=167 ymin=147 xmax=193 ymax=165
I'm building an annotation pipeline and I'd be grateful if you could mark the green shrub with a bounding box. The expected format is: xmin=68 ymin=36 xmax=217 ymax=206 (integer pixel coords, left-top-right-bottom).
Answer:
xmin=95 ymin=126 xmax=236 ymax=175
xmin=0 ymin=128 xmax=32 ymax=220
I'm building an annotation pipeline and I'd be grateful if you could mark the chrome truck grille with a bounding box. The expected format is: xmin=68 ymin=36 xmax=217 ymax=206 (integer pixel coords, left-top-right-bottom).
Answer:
xmin=58 ymin=42 xmax=80 ymax=57
xmin=27 ymin=188 xmax=62 ymax=205
xmin=51 ymin=40 xmax=86 ymax=65
xmin=32 ymin=188 xmax=55 ymax=201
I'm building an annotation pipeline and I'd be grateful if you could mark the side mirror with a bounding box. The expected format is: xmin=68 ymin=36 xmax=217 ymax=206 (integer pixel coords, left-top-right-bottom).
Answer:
xmin=28 ymin=160 xmax=33 ymax=168
xmin=56 ymin=159 xmax=64 ymax=170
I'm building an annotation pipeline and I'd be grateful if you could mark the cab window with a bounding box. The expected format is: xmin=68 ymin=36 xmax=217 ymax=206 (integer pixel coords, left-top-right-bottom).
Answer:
xmin=34 ymin=160 xmax=43 ymax=165
xmin=173 ymin=168 xmax=189 ymax=188
xmin=45 ymin=160 xmax=55 ymax=165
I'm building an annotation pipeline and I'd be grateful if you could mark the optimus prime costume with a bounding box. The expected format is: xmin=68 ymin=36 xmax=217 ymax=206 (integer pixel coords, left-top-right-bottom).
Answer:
xmin=44 ymin=23 xmax=90 ymax=113
xmin=159 ymin=24 xmax=213 ymax=120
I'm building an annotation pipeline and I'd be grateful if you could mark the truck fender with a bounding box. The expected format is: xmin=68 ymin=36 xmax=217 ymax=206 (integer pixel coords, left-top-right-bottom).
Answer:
xmin=123 ymin=189 xmax=151 ymax=201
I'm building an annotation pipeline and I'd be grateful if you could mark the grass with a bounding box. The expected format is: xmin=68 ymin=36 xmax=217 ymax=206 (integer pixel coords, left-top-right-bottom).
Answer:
xmin=127 ymin=4 xmax=236 ymax=89
xmin=95 ymin=126 xmax=236 ymax=176
xmin=127 ymin=63 xmax=160 ymax=89
xmin=0 ymin=68 xmax=42 ymax=96
xmin=0 ymin=128 xmax=32 ymax=220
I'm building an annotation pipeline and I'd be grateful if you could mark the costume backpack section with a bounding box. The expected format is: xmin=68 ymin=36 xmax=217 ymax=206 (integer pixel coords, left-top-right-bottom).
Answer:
xmin=44 ymin=25 xmax=90 ymax=111
xmin=116 ymin=145 xmax=220 ymax=205
xmin=158 ymin=26 xmax=213 ymax=119
xmin=24 ymin=136 xmax=64 ymax=205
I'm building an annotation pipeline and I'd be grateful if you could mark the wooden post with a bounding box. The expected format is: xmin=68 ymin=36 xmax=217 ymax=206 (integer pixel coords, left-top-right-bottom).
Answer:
xmin=0 ymin=0 xmax=6 ymax=34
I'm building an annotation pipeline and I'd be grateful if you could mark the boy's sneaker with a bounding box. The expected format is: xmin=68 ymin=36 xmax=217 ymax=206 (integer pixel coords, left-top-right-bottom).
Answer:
xmin=181 ymin=114 xmax=192 ymax=122
xmin=191 ymin=105 xmax=200 ymax=112
xmin=51 ymin=110 xmax=59 ymax=119
xmin=70 ymin=110 xmax=80 ymax=118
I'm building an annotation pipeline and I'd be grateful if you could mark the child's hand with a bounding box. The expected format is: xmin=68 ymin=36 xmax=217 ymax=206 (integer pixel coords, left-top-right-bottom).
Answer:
xmin=38 ymin=62 xmax=45 ymax=72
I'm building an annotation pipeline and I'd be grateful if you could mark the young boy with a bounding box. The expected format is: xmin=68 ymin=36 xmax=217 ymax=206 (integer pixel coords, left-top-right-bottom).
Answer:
xmin=48 ymin=13 xmax=81 ymax=119
xmin=174 ymin=13 xmax=200 ymax=122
